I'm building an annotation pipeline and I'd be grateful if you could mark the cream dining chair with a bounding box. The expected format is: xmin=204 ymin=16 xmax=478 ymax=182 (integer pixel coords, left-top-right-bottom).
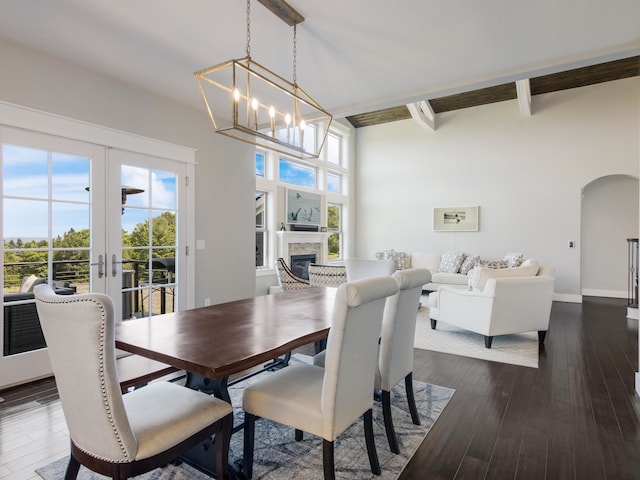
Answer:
xmin=33 ymin=284 xmax=233 ymax=480
xmin=242 ymin=276 xmax=399 ymax=480
xmin=376 ymin=268 xmax=431 ymax=453
xmin=314 ymin=268 xmax=431 ymax=453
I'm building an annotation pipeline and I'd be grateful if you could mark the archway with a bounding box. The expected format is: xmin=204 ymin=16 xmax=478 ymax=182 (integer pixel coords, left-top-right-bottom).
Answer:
xmin=581 ymin=174 xmax=639 ymax=298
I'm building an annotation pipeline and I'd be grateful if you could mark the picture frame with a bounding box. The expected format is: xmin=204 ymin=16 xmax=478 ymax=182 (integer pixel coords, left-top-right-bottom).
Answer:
xmin=433 ymin=205 xmax=479 ymax=232
xmin=286 ymin=189 xmax=322 ymax=226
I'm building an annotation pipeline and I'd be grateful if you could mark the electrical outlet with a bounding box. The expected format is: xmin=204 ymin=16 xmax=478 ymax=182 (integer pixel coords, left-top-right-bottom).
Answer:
xmin=204 ymin=298 xmax=211 ymax=306
xmin=568 ymin=240 xmax=575 ymax=248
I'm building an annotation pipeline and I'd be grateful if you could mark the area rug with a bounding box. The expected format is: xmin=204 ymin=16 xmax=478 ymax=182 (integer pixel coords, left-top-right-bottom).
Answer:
xmin=414 ymin=300 xmax=539 ymax=368
xmin=36 ymin=356 xmax=455 ymax=480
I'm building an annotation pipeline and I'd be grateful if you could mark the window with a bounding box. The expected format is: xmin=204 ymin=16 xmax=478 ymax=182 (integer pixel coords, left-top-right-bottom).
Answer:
xmin=327 ymin=203 xmax=342 ymax=260
xmin=327 ymin=172 xmax=342 ymax=194
xmin=279 ymin=158 xmax=316 ymax=188
xmin=255 ymin=191 xmax=267 ymax=268
xmin=327 ymin=133 xmax=341 ymax=166
xmin=255 ymin=123 xmax=350 ymax=271
xmin=255 ymin=152 xmax=265 ymax=178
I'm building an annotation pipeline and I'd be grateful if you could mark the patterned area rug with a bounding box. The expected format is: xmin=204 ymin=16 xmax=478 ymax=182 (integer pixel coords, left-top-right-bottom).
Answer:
xmin=414 ymin=299 xmax=539 ymax=368
xmin=36 ymin=356 xmax=454 ymax=480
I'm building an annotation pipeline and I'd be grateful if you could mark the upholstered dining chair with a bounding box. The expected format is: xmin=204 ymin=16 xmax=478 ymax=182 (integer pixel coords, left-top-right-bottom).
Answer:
xmin=242 ymin=276 xmax=399 ymax=480
xmin=308 ymin=263 xmax=347 ymax=287
xmin=345 ymin=257 xmax=396 ymax=281
xmin=276 ymin=257 xmax=311 ymax=290
xmin=376 ymin=268 xmax=431 ymax=453
xmin=314 ymin=268 xmax=431 ymax=453
xmin=33 ymin=284 xmax=233 ymax=480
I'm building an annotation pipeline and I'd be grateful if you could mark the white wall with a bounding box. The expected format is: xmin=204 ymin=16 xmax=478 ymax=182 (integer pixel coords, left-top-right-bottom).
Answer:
xmin=0 ymin=37 xmax=256 ymax=305
xmin=354 ymin=77 xmax=640 ymax=300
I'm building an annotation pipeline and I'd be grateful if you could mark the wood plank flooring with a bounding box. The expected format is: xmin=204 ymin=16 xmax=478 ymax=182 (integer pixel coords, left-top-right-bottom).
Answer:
xmin=1 ymin=297 xmax=639 ymax=479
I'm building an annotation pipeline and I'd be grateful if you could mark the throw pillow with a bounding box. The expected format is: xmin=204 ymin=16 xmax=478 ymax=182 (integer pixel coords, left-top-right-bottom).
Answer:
xmin=390 ymin=250 xmax=409 ymax=270
xmin=374 ymin=249 xmax=409 ymax=269
xmin=477 ymin=259 xmax=510 ymax=269
xmin=459 ymin=255 xmax=480 ymax=275
xmin=439 ymin=251 xmax=465 ymax=273
xmin=503 ymin=252 xmax=524 ymax=268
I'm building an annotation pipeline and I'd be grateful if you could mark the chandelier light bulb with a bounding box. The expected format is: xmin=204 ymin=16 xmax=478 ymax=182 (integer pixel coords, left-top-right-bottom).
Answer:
xmin=299 ymin=119 xmax=306 ymax=148
xmin=251 ymin=98 xmax=259 ymax=130
xmin=269 ymin=106 xmax=276 ymax=136
xmin=285 ymin=113 xmax=292 ymax=142
xmin=232 ymin=88 xmax=241 ymax=123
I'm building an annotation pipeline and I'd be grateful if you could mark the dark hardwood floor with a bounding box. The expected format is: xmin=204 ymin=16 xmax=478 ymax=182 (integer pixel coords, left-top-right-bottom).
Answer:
xmin=401 ymin=297 xmax=640 ymax=480
xmin=1 ymin=297 xmax=639 ymax=479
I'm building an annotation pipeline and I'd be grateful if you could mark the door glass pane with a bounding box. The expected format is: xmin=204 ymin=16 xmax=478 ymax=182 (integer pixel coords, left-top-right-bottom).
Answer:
xmin=121 ymin=166 xmax=177 ymax=318
xmin=3 ymin=144 xmax=90 ymax=356
xmin=2 ymin=145 xmax=48 ymax=198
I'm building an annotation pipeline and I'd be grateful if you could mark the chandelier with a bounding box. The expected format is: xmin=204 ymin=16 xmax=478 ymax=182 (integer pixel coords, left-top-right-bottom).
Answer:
xmin=194 ymin=0 xmax=332 ymax=160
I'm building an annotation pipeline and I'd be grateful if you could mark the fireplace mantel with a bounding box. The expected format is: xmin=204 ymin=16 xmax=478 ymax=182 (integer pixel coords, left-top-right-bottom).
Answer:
xmin=277 ymin=231 xmax=330 ymax=265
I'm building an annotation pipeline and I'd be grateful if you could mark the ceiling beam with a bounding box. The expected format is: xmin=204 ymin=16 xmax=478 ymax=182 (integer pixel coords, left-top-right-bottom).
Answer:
xmin=257 ymin=0 xmax=305 ymax=26
xmin=515 ymin=79 xmax=532 ymax=116
xmin=407 ymin=101 xmax=436 ymax=131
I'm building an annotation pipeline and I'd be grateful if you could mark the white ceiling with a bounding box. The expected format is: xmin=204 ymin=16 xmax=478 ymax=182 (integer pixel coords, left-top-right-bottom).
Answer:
xmin=1 ymin=0 xmax=638 ymax=119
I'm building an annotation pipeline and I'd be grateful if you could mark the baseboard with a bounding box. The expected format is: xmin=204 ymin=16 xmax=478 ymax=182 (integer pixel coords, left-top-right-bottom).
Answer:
xmin=581 ymin=288 xmax=627 ymax=299
xmin=553 ymin=293 xmax=582 ymax=303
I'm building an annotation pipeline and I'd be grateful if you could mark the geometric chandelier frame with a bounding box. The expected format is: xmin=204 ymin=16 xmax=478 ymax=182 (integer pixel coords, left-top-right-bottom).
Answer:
xmin=194 ymin=1 xmax=332 ymax=160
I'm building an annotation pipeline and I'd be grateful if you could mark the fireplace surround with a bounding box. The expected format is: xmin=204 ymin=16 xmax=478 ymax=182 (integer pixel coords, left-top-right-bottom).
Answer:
xmin=276 ymin=231 xmax=330 ymax=267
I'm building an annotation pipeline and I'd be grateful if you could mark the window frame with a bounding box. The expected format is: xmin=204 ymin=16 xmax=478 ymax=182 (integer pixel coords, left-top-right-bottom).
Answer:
xmin=255 ymin=122 xmax=350 ymax=273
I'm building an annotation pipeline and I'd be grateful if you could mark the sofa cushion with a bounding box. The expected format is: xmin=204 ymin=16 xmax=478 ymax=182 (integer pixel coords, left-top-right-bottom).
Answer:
xmin=410 ymin=253 xmax=441 ymax=272
xmin=431 ymin=272 xmax=469 ymax=286
xmin=468 ymin=262 xmax=540 ymax=291
xmin=20 ymin=275 xmax=47 ymax=293
xmin=459 ymin=255 xmax=480 ymax=275
xmin=439 ymin=251 xmax=465 ymax=273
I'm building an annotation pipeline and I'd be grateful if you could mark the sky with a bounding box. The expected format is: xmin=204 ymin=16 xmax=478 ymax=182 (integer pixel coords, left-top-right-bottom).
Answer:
xmin=2 ymin=144 xmax=177 ymax=240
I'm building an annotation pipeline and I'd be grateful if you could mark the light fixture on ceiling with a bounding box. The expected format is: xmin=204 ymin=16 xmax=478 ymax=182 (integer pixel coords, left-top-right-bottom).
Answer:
xmin=194 ymin=0 xmax=332 ymax=160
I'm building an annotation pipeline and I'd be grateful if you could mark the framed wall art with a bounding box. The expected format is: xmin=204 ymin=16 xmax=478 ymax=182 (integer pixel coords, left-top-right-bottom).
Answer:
xmin=433 ymin=205 xmax=479 ymax=232
xmin=286 ymin=188 xmax=322 ymax=226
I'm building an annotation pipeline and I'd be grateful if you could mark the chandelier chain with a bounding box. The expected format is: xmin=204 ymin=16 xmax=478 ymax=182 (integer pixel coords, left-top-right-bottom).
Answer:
xmin=246 ymin=0 xmax=251 ymax=57
xmin=292 ymin=24 xmax=297 ymax=86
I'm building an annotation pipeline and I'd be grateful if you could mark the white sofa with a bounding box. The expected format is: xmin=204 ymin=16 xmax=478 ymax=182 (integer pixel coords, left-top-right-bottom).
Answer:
xmin=427 ymin=274 xmax=555 ymax=348
xmin=409 ymin=252 xmax=553 ymax=291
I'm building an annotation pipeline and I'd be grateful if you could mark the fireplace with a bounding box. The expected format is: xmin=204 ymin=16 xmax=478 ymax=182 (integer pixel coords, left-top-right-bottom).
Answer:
xmin=290 ymin=254 xmax=316 ymax=280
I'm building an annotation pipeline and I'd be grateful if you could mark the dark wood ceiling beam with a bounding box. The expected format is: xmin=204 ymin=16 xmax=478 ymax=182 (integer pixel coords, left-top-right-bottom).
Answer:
xmin=257 ymin=0 xmax=304 ymax=26
xmin=530 ymin=56 xmax=639 ymax=95
xmin=345 ymin=55 xmax=639 ymax=129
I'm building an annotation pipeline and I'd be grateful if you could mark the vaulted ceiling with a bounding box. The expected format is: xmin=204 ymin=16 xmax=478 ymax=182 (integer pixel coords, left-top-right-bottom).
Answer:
xmin=0 ymin=1 xmax=638 ymax=128
xmin=347 ymin=56 xmax=640 ymax=128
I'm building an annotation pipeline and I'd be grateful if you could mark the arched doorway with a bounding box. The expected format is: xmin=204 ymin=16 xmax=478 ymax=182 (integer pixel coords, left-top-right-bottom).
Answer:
xmin=581 ymin=174 xmax=639 ymax=298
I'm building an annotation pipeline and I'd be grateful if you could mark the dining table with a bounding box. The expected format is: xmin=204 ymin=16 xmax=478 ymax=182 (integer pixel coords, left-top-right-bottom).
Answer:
xmin=114 ymin=286 xmax=337 ymax=477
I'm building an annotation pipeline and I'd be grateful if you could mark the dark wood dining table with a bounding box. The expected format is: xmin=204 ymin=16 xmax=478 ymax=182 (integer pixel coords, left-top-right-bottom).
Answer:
xmin=115 ymin=286 xmax=336 ymax=477
xmin=115 ymin=286 xmax=336 ymax=398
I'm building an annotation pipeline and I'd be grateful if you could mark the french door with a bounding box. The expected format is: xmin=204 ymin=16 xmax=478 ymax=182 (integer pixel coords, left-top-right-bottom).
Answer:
xmin=1 ymin=125 xmax=190 ymax=388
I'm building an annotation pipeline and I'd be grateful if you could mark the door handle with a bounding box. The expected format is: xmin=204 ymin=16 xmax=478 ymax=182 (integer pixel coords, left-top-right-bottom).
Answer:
xmin=111 ymin=254 xmax=125 ymax=277
xmin=90 ymin=254 xmax=104 ymax=278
